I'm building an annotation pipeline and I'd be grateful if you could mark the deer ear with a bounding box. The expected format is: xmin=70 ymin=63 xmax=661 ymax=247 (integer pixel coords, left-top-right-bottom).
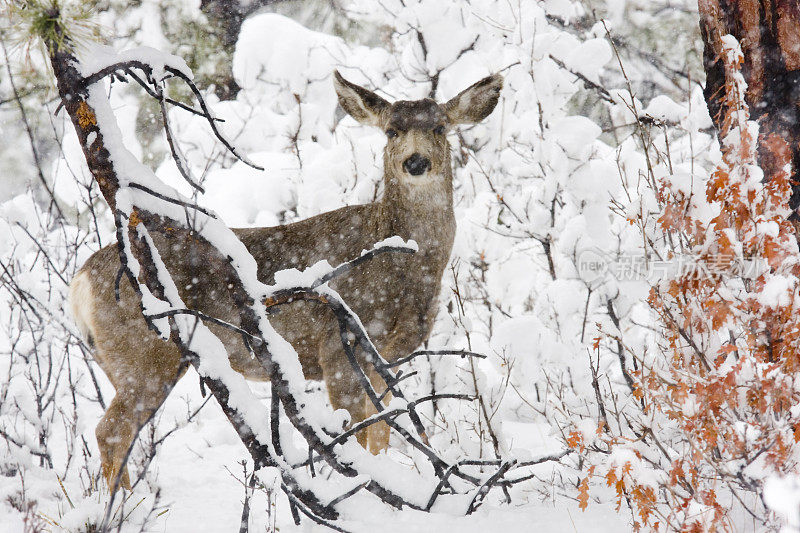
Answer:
xmin=443 ymin=74 xmax=503 ymax=125
xmin=333 ymin=70 xmax=389 ymax=127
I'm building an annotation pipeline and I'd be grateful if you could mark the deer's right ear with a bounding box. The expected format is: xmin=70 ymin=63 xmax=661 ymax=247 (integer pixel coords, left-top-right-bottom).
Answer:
xmin=333 ymin=70 xmax=389 ymax=127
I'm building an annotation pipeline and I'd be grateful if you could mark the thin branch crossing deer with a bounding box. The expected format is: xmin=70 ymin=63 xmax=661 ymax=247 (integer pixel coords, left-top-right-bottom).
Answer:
xmin=69 ymin=70 xmax=502 ymax=488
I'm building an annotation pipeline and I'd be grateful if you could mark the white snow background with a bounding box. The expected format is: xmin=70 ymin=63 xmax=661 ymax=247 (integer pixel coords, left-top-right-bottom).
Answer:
xmin=1 ymin=0 xmax=782 ymax=531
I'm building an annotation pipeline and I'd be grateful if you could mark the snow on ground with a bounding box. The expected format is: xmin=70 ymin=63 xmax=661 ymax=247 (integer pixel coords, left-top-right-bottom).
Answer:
xmin=0 ymin=365 xmax=627 ymax=532
xmin=101 ymin=373 xmax=632 ymax=532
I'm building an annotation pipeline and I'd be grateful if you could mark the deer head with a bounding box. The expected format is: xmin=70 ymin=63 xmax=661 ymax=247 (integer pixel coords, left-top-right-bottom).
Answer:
xmin=333 ymin=71 xmax=503 ymax=204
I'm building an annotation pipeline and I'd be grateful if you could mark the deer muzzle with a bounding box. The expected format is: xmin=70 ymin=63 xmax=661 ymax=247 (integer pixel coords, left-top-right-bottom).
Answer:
xmin=403 ymin=153 xmax=431 ymax=176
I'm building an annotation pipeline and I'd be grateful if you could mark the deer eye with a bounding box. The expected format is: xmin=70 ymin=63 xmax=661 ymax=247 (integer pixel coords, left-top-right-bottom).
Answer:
xmin=386 ymin=129 xmax=398 ymax=139
xmin=433 ymin=125 xmax=445 ymax=135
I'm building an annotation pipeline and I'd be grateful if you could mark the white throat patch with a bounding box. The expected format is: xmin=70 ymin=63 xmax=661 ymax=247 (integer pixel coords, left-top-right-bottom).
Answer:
xmin=398 ymin=172 xmax=449 ymax=205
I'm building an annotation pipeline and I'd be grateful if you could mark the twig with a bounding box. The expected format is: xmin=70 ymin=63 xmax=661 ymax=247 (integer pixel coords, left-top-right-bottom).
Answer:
xmin=155 ymin=80 xmax=205 ymax=193
xmin=385 ymin=349 xmax=486 ymax=368
xmin=313 ymin=245 xmax=417 ymax=288
xmin=165 ymin=66 xmax=264 ymax=171
xmin=466 ymin=460 xmax=517 ymax=514
xmin=123 ymin=67 xmax=225 ymax=121
xmin=126 ymin=183 xmax=216 ymax=218
xmin=1 ymin=38 xmax=64 ymax=219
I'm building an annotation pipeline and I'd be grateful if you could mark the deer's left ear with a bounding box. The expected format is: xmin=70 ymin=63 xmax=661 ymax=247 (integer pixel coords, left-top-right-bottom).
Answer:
xmin=333 ymin=70 xmax=389 ymax=127
xmin=443 ymin=74 xmax=503 ymax=125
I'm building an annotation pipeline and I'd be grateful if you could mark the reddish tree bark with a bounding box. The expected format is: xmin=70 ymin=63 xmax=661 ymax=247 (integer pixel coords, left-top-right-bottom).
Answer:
xmin=698 ymin=0 xmax=800 ymax=212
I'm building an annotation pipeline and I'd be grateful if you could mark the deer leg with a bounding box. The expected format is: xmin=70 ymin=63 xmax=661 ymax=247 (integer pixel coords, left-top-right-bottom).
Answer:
xmin=365 ymin=365 xmax=391 ymax=454
xmin=96 ymin=394 xmax=134 ymax=490
xmin=95 ymin=347 xmax=185 ymax=490
xmin=318 ymin=338 xmax=370 ymax=447
xmin=324 ymin=366 xmax=368 ymax=447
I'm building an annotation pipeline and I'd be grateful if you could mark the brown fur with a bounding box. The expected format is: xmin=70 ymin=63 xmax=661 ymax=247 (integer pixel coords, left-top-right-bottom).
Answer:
xmin=69 ymin=71 xmax=502 ymax=488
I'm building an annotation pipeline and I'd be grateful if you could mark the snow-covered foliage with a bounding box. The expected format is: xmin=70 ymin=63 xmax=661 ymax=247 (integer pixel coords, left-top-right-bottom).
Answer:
xmin=5 ymin=0 xmax=798 ymax=531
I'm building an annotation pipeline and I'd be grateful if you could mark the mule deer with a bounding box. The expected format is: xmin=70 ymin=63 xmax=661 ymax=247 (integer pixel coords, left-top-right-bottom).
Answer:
xmin=69 ymin=70 xmax=502 ymax=488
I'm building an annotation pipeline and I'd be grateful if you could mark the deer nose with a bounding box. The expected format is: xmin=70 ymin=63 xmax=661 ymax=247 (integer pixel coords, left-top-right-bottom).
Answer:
xmin=402 ymin=153 xmax=431 ymax=176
